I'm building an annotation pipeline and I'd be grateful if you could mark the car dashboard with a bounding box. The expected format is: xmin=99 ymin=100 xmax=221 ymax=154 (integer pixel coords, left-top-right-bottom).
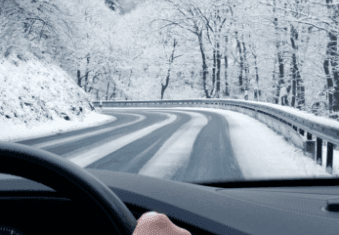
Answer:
xmin=1 ymin=169 xmax=339 ymax=235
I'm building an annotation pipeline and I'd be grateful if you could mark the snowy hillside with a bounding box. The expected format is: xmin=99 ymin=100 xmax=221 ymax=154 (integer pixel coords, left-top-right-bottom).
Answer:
xmin=0 ymin=55 xmax=115 ymax=142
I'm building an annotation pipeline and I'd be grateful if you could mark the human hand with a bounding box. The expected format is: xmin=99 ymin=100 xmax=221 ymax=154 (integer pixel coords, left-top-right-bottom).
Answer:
xmin=132 ymin=211 xmax=191 ymax=235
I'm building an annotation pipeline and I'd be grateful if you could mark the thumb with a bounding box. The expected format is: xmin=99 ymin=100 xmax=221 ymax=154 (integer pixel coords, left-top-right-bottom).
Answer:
xmin=133 ymin=211 xmax=191 ymax=235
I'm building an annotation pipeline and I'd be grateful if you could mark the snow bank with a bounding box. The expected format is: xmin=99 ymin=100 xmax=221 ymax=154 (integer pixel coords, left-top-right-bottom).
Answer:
xmin=0 ymin=55 xmax=118 ymax=142
xmin=0 ymin=111 xmax=116 ymax=142
xmin=0 ymin=55 xmax=95 ymax=127
xmin=231 ymin=99 xmax=339 ymax=130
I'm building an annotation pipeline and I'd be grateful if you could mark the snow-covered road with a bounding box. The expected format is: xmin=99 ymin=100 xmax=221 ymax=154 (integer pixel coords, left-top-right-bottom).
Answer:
xmin=1 ymin=108 xmax=336 ymax=181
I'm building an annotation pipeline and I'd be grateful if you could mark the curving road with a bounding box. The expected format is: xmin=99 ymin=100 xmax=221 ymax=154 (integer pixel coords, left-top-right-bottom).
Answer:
xmin=16 ymin=109 xmax=244 ymax=183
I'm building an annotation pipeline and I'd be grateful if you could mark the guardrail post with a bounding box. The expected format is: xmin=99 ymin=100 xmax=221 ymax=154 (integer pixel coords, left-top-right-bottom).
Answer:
xmin=316 ymin=138 xmax=323 ymax=165
xmin=307 ymin=133 xmax=312 ymax=140
xmin=326 ymin=142 xmax=334 ymax=174
xmin=299 ymin=129 xmax=305 ymax=136
xmin=304 ymin=132 xmax=315 ymax=159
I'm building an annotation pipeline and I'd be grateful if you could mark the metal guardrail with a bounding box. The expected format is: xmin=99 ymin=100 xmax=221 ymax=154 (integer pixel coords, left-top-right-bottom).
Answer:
xmin=92 ymin=99 xmax=339 ymax=175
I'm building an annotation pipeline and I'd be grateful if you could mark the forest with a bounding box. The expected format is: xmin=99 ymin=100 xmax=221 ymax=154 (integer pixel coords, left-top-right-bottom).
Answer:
xmin=1 ymin=0 xmax=339 ymax=119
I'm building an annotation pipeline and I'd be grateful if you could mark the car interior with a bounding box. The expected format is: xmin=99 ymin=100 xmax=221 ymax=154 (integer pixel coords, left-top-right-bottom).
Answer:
xmin=1 ymin=141 xmax=339 ymax=235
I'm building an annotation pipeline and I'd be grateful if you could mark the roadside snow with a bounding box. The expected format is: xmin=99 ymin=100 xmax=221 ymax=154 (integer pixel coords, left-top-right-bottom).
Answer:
xmin=0 ymin=55 xmax=95 ymax=128
xmin=0 ymin=111 xmax=116 ymax=142
xmin=233 ymin=99 xmax=339 ymax=130
xmin=0 ymin=55 xmax=119 ymax=142
xmin=31 ymin=113 xmax=144 ymax=149
xmin=180 ymin=107 xmax=334 ymax=179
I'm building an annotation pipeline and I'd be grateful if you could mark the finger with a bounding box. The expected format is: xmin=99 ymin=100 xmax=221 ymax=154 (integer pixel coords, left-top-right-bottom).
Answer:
xmin=137 ymin=211 xmax=159 ymax=223
xmin=164 ymin=215 xmax=191 ymax=235
xmin=134 ymin=212 xmax=162 ymax=235
xmin=138 ymin=212 xmax=169 ymax=227
xmin=143 ymin=213 xmax=191 ymax=234
xmin=171 ymin=224 xmax=192 ymax=235
xmin=135 ymin=212 xmax=191 ymax=235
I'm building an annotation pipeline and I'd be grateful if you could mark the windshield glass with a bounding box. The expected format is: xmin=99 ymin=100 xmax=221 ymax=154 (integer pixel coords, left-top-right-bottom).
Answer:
xmin=0 ymin=0 xmax=338 ymax=184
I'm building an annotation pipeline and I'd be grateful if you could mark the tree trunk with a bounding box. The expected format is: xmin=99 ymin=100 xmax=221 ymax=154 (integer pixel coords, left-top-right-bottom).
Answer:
xmin=210 ymin=48 xmax=216 ymax=96
xmin=84 ymin=55 xmax=90 ymax=93
xmin=235 ymin=32 xmax=244 ymax=92
xmin=216 ymin=40 xmax=221 ymax=98
xmin=272 ymin=58 xmax=279 ymax=104
xmin=224 ymin=35 xmax=229 ymax=97
xmin=273 ymin=0 xmax=285 ymax=105
xmin=290 ymin=24 xmax=304 ymax=110
xmin=324 ymin=0 xmax=339 ymax=115
xmin=278 ymin=52 xmax=284 ymax=88
xmin=324 ymin=55 xmax=334 ymax=112
xmin=161 ymin=39 xmax=177 ymax=99
xmin=106 ymin=82 xmax=110 ymax=101
xmin=290 ymin=24 xmax=298 ymax=108
xmin=329 ymin=31 xmax=339 ymax=112
xmin=109 ymin=85 xmax=116 ymax=100
xmin=254 ymin=54 xmax=260 ymax=101
xmin=77 ymin=70 xmax=81 ymax=87
xmin=198 ymin=32 xmax=210 ymax=98
xmin=113 ymin=84 xmax=116 ymax=100
xmin=161 ymin=73 xmax=170 ymax=100
xmin=242 ymin=41 xmax=249 ymax=92
xmin=291 ymin=53 xmax=297 ymax=108
xmin=161 ymin=66 xmax=172 ymax=100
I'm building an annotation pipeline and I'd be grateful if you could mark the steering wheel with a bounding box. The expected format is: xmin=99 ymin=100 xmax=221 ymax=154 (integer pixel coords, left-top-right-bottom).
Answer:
xmin=0 ymin=141 xmax=137 ymax=235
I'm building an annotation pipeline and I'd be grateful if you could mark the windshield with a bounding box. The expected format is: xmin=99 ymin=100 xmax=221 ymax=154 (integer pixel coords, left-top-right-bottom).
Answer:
xmin=0 ymin=0 xmax=338 ymax=184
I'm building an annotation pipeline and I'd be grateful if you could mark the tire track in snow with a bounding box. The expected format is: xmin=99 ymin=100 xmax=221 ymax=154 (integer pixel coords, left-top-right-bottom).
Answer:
xmin=84 ymin=110 xmax=191 ymax=172
xmin=68 ymin=113 xmax=177 ymax=168
xmin=31 ymin=113 xmax=145 ymax=149
xmin=51 ymin=111 xmax=167 ymax=157
xmin=138 ymin=111 xmax=208 ymax=180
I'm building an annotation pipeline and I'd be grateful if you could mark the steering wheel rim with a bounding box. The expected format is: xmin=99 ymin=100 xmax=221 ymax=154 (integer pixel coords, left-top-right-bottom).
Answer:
xmin=0 ymin=141 xmax=137 ymax=235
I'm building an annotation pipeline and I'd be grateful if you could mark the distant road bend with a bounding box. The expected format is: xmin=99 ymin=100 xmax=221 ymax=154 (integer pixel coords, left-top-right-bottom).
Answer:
xmin=17 ymin=109 xmax=244 ymax=183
